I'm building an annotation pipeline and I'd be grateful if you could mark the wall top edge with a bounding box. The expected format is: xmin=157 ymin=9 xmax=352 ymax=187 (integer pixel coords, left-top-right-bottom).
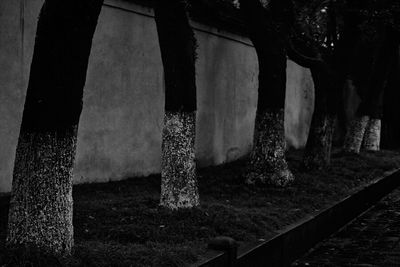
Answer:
xmin=104 ymin=0 xmax=249 ymax=40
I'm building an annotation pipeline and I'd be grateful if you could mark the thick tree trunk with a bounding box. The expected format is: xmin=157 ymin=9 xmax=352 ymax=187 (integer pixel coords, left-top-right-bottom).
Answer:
xmin=331 ymin=5 xmax=366 ymax=149
xmin=347 ymin=29 xmax=399 ymax=153
xmin=303 ymin=114 xmax=336 ymax=169
xmin=300 ymin=2 xmax=343 ymax=169
xmin=247 ymin=109 xmax=294 ymax=186
xmin=6 ymin=0 xmax=103 ymax=256
xmin=286 ymin=41 xmax=338 ymax=169
xmin=343 ymin=115 xmax=370 ymax=153
xmin=160 ymin=111 xmax=199 ymax=209
xmin=154 ymin=0 xmax=197 ymax=113
xmin=362 ymin=118 xmax=381 ymax=151
xmin=294 ymin=51 xmax=338 ymax=169
xmin=7 ymin=128 xmax=77 ymax=255
xmin=240 ymin=0 xmax=294 ymax=186
xmin=155 ymin=1 xmax=199 ymax=209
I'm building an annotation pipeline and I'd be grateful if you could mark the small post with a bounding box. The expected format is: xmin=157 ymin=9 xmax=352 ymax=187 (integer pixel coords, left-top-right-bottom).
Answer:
xmin=208 ymin=236 xmax=238 ymax=267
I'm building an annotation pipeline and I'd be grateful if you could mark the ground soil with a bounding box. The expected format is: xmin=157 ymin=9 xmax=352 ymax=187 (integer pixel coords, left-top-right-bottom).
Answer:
xmin=1 ymin=149 xmax=400 ymax=266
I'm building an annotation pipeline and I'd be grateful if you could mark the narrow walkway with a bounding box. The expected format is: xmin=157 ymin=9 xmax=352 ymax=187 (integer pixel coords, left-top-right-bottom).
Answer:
xmin=292 ymin=188 xmax=400 ymax=266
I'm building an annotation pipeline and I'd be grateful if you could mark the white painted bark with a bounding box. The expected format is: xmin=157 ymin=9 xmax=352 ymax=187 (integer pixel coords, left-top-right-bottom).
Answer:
xmin=246 ymin=109 xmax=294 ymax=187
xmin=7 ymin=129 xmax=77 ymax=255
xmin=343 ymin=115 xmax=370 ymax=154
xmin=362 ymin=118 xmax=381 ymax=151
xmin=160 ymin=111 xmax=199 ymax=209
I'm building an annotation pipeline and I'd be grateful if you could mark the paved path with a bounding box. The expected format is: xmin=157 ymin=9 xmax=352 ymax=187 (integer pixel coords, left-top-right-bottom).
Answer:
xmin=292 ymin=188 xmax=400 ymax=267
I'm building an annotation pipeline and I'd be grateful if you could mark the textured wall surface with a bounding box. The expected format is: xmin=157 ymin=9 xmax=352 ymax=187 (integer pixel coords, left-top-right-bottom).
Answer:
xmin=195 ymin=26 xmax=258 ymax=167
xmin=0 ymin=0 xmax=314 ymax=192
xmin=0 ymin=0 xmax=30 ymax=193
xmin=74 ymin=2 xmax=165 ymax=184
xmin=285 ymin=60 xmax=315 ymax=148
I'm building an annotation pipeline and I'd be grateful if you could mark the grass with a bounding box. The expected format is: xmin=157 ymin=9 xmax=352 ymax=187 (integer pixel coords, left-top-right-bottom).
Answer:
xmin=1 ymin=149 xmax=400 ymax=266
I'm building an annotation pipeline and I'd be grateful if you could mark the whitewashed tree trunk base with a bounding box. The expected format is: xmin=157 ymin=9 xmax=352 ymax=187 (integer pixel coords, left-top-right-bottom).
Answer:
xmin=246 ymin=109 xmax=294 ymax=187
xmin=303 ymin=114 xmax=336 ymax=170
xmin=6 ymin=128 xmax=77 ymax=256
xmin=160 ymin=111 xmax=199 ymax=210
xmin=362 ymin=118 xmax=381 ymax=151
xmin=343 ymin=115 xmax=370 ymax=154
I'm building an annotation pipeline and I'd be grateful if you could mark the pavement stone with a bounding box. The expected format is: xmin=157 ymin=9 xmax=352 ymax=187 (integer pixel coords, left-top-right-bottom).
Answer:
xmin=292 ymin=188 xmax=400 ymax=267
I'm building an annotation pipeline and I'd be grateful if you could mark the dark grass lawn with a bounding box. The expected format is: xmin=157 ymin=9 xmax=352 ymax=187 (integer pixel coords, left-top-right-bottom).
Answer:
xmin=1 ymin=149 xmax=400 ymax=266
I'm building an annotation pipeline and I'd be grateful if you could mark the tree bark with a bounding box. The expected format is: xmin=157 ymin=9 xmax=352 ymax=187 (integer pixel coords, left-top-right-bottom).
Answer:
xmin=346 ymin=28 xmax=399 ymax=152
xmin=303 ymin=113 xmax=336 ymax=169
xmin=155 ymin=0 xmax=200 ymax=209
xmin=302 ymin=52 xmax=339 ymax=168
xmin=287 ymin=40 xmax=339 ymax=169
xmin=247 ymin=109 xmax=293 ymax=186
xmin=154 ymin=0 xmax=197 ymax=113
xmin=7 ymin=128 xmax=77 ymax=256
xmin=362 ymin=118 xmax=381 ymax=151
xmin=284 ymin=0 xmax=343 ymax=170
xmin=160 ymin=111 xmax=199 ymax=209
xmin=343 ymin=115 xmax=370 ymax=153
xmin=240 ymin=0 xmax=294 ymax=186
xmin=332 ymin=4 xmax=366 ymax=145
xmin=6 ymin=0 xmax=103 ymax=256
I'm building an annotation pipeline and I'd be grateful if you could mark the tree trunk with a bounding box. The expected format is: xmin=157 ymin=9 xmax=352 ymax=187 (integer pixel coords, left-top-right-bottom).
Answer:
xmin=7 ymin=128 xmax=77 ymax=256
xmin=240 ymin=0 xmax=294 ymax=186
xmin=247 ymin=109 xmax=293 ymax=186
xmin=6 ymin=0 xmax=103 ymax=256
xmin=155 ymin=0 xmax=199 ymax=209
xmin=160 ymin=111 xmax=199 ymax=209
xmin=346 ymin=28 xmax=399 ymax=153
xmin=343 ymin=115 xmax=370 ymax=153
xmin=362 ymin=118 xmax=381 ymax=151
xmin=301 ymin=2 xmax=343 ymax=168
xmin=303 ymin=114 xmax=336 ymax=169
xmin=286 ymin=39 xmax=338 ymax=169
xmin=331 ymin=4 xmax=367 ymax=150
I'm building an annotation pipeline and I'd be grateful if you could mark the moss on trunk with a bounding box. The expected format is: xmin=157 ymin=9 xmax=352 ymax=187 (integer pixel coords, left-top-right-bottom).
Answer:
xmin=160 ymin=111 xmax=199 ymax=209
xmin=246 ymin=109 xmax=294 ymax=187
xmin=7 ymin=127 xmax=77 ymax=255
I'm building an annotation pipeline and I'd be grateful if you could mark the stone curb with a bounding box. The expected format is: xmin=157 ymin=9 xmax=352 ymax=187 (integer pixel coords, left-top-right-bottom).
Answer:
xmin=196 ymin=169 xmax=400 ymax=267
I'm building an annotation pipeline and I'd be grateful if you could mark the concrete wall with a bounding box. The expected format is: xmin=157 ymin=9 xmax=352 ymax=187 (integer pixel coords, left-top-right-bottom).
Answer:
xmin=285 ymin=60 xmax=314 ymax=148
xmin=0 ymin=0 xmax=314 ymax=192
xmin=0 ymin=0 xmax=29 ymax=193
